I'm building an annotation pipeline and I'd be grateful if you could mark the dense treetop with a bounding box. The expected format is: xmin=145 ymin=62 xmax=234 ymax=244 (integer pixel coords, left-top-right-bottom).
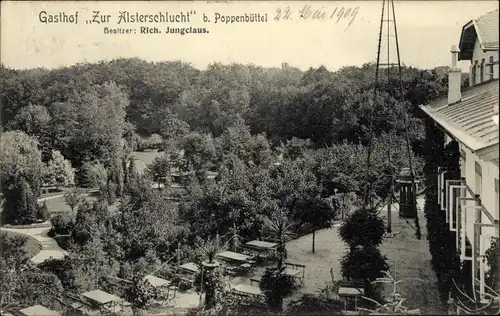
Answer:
xmin=1 ymin=59 xmax=449 ymax=149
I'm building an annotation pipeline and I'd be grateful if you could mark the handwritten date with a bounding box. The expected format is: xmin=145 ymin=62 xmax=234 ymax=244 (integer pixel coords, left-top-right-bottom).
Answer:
xmin=275 ymin=4 xmax=359 ymax=28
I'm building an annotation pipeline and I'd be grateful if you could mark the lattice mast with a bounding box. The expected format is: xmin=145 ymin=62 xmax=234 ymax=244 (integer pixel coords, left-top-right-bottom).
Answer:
xmin=372 ymin=0 xmax=421 ymax=238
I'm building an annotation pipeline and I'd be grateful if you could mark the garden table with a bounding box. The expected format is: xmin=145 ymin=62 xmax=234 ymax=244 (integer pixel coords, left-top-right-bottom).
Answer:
xmin=244 ymin=240 xmax=278 ymax=250
xmin=216 ymin=250 xmax=252 ymax=263
xmin=232 ymin=284 xmax=264 ymax=296
xmin=179 ymin=262 xmax=200 ymax=274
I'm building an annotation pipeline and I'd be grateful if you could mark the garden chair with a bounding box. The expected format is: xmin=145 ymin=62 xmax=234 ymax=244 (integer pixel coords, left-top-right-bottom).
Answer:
xmin=285 ymin=262 xmax=306 ymax=287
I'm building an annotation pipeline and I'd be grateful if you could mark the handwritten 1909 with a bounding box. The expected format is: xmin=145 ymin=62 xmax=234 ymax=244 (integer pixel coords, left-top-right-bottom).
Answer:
xmin=275 ymin=4 xmax=359 ymax=27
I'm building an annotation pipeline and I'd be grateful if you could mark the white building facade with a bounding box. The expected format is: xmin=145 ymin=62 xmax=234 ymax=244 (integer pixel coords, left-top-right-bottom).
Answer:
xmin=420 ymin=9 xmax=499 ymax=302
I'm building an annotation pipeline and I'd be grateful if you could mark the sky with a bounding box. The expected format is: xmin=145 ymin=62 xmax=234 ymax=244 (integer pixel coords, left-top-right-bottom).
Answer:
xmin=1 ymin=1 xmax=498 ymax=72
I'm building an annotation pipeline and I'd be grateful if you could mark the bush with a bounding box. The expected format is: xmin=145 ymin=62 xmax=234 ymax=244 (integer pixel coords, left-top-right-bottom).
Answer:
xmin=53 ymin=235 xmax=71 ymax=249
xmin=178 ymin=278 xmax=193 ymax=292
xmin=339 ymin=206 xmax=388 ymax=301
xmin=106 ymin=181 xmax=117 ymax=205
xmin=50 ymin=214 xmax=74 ymax=236
xmin=260 ymin=266 xmax=297 ymax=312
xmin=286 ymin=287 xmax=345 ymax=315
xmin=2 ymin=175 xmax=39 ymax=225
xmin=339 ymin=207 xmax=385 ymax=247
xmin=37 ymin=201 xmax=50 ymax=222
xmin=340 ymin=245 xmax=388 ymax=302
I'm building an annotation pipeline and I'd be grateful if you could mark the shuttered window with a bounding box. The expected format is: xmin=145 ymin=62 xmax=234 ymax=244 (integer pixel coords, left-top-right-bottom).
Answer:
xmin=460 ymin=150 xmax=466 ymax=179
xmin=495 ymin=179 xmax=499 ymax=221
xmin=475 ymin=162 xmax=482 ymax=197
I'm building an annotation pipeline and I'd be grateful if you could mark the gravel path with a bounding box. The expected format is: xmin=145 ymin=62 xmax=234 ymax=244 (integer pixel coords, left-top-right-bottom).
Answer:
xmin=1 ymin=225 xmax=68 ymax=264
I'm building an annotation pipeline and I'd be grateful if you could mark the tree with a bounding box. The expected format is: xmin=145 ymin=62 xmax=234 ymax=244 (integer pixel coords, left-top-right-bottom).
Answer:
xmin=0 ymin=131 xmax=45 ymax=197
xmin=260 ymin=266 xmax=297 ymax=312
xmin=294 ymin=195 xmax=336 ymax=254
xmin=81 ymin=161 xmax=107 ymax=189
xmin=147 ymin=154 xmax=171 ymax=189
xmin=125 ymin=273 xmax=157 ymax=316
xmin=1 ymin=232 xmax=64 ymax=313
xmin=49 ymin=214 xmax=74 ymax=236
xmin=1 ymin=171 xmax=40 ymax=224
xmin=6 ymin=103 xmax=52 ymax=160
xmin=45 ymin=150 xmax=75 ymax=189
xmin=485 ymin=237 xmax=499 ymax=292
xmin=7 ymin=103 xmax=51 ymax=136
xmin=18 ymin=269 xmax=64 ymax=310
xmin=214 ymin=120 xmax=272 ymax=167
xmin=50 ymin=82 xmax=129 ymax=169
xmin=181 ymin=132 xmax=217 ymax=183
xmin=115 ymin=187 xmax=181 ymax=261
xmin=262 ymin=209 xmax=296 ymax=269
xmin=38 ymin=257 xmax=78 ymax=291
xmin=338 ymin=208 xmax=386 ymax=249
xmin=339 ymin=207 xmax=389 ymax=300
xmin=277 ymin=137 xmax=313 ymax=161
xmin=64 ymin=188 xmax=85 ymax=216
xmin=157 ymin=107 xmax=190 ymax=141
xmin=1 ymin=232 xmax=32 ymax=266
xmin=71 ymin=200 xmax=109 ymax=247
xmin=194 ymin=234 xmax=231 ymax=309
xmin=37 ymin=201 xmax=49 ymax=222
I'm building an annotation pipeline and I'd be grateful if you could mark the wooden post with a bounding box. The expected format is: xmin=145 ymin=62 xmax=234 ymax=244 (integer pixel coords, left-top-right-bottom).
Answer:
xmin=177 ymin=244 xmax=181 ymax=269
xmin=457 ymin=178 xmax=466 ymax=251
xmin=387 ymin=135 xmax=392 ymax=234
xmin=473 ymin=195 xmax=481 ymax=300
xmin=233 ymin=222 xmax=238 ymax=252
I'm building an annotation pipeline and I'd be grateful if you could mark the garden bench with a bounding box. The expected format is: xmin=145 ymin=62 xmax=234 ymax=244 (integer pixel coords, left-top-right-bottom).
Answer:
xmin=250 ymin=277 xmax=261 ymax=286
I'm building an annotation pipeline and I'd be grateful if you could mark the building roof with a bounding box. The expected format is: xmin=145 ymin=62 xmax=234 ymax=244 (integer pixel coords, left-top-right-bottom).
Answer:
xmin=18 ymin=305 xmax=61 ymax=316
xmin=419 ymin=79 xmax=499 ymax=156
xmin=459 ymin=9 xmax=499 ymax=60
xmin=81 ymin=289 xmax=122 ymax=305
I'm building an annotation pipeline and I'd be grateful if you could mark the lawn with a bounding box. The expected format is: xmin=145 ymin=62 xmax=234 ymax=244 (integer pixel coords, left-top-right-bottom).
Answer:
xmin=44 ymin=193 xmax=120 ymax=216
xmin=378 ymin=202 xmax=445 ymax=314
xmin=278 ymin=197 xmax=445 ymax=314
xmin=1 ymin=230 xmax=42 ymax=259
xmin=132 ymin=149 xmax=162 ymax=174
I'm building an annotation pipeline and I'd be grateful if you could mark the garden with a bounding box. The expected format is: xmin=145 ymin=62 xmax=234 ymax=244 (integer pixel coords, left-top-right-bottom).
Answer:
xmin=1 ymin=59 xmax=498 ymax=316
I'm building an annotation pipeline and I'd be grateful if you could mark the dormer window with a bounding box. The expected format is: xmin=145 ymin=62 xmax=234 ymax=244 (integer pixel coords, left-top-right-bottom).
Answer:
xmin=480 ymin=59 xmax=485 ymax=82
xmin=489 ymin=56 xmax=494 ymax=80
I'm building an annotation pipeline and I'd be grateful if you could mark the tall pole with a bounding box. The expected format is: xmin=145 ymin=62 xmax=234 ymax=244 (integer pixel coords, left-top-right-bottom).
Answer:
xmin=386 ymin=0 xmax=393 ymax=234
xmin=391 ymin=0 xmax=421 ymax=239
xmin=364 ymin=0 xmax=386 ymax=210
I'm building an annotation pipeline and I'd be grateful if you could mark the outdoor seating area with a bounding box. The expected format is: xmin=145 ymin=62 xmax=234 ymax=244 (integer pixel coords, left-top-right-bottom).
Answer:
xmin=336 ymin=280 xmax=365 ymax=312
xmin=63 ymin=289 xmax=132 ymax=315
xmin=229 ymin=283 xmax=266 ymax=303
xmin=144 ymin=274 xmax=177 ymax=304
xmin=284 ymin=262 xmax=306 ymax=286
xmin=240 ymin=240 xmax=279 ymax=263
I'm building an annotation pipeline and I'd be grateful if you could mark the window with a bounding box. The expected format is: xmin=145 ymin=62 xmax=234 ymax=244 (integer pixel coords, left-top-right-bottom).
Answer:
xmin=480 ymin=59 xmax=485 ymax=82
xmin=475 ymin=162 xmax=482 ymax=196
xmin=472 ymin=60 xmax=478 ymax=85
xmin=489 ymin=56 xmax=494 ymax=80
xmin=460 ymin=150 xmax=466 ymax=179
xmin=495 ymin=179 xmax=499 ymax=221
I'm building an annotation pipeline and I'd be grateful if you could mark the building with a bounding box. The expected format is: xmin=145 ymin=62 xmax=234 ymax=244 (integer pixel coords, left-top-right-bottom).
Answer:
xmin=459 ymin=9 xmax=500 ymax=85
xmin=419 ymin=9 xmax=499 ymax=302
